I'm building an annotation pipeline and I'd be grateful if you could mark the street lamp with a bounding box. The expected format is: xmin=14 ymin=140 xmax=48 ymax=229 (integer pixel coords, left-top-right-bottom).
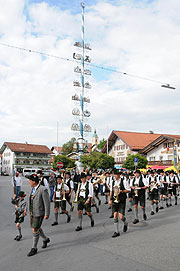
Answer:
xmin=161 ymin=84 xmax=176 ymax=90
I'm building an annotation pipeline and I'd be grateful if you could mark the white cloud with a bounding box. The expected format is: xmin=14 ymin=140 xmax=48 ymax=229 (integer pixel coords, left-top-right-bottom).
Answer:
xmin=0 ymin=0 xmax=180 ymax=149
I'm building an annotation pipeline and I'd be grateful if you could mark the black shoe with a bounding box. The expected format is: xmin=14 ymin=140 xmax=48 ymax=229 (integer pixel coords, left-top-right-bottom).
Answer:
xmin=169 ymin=204 xmax=172 ymax=207
xmin=108 ymin=206 xmax=111 ymax=209
xmin=27 ymin=248 xmax=37 ymax=257
xmin=42 ymin=238 xmax=50 ymax=249
xmin=156 ymin=207 xmax=159 ymax=213
xmin=51 ymin=221 xmax=58 ymax=226
xmin=96 ymin=208 xmax=99 ymax=213
xmin=16 ymin=235 xmax=22 ymax=241
xmin=91 ymin=219 xmax=94 ymax=227
xmin=123 ymin=222 xmax=128 ymax=232
xmin=128 ymin=208 xmax=132 ymax=212
xmin=133 ymin=219 xmax=139 ymax=224
xmin=159 ymin=206 xmax=164 ymax=209
xmin=83 ymin=212 xmax=87 ymax=215
xmin=14 ymin=235 xmax=19 ymax=240
xmin=143 ymin=213 xmax=147 ymax=221
xmin=104 ymin=202 xmax=108 ymax=204
xmin=109 ymin=214 xmax=114 ymax=218
xmin=99 ymin=200 xmax=101 ymax=206
xmin=75 ymin=226 xmax=82 ymax=231
xmin=175 ymin=202 xmax=177 ymax=205
xmin=67 ymin=215 xmax=71 ymax=223
xmin=150 ymin=211 xmax=155 ymax=215
xmin=166 ymin=203 xmax=169 ymax=208
xmin=112 ymin=232 xmax=120 ymax=238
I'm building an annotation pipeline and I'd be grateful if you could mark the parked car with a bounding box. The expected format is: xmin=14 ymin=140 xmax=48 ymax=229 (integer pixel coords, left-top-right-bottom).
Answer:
xmin=1 ymin=172 xmax=9 ymax=176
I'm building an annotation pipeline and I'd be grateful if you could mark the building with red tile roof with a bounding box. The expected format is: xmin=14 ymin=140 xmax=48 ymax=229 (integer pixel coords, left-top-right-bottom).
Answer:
xmin=0 ymin=142 xmax=53 ymax=175
xmin=102 ymin=131 xmax=180 ymax=167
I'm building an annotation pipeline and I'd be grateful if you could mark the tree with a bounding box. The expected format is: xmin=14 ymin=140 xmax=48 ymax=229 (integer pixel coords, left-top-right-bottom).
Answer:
xmin=53 ymin=155 xmax=75 ymax=169
xmin=62 ymin=137 xmax=76 ymax=156
xmin=97 ymin=139 xmax=107 ymax=150
xmin=80 ymin=151 xmax=115 ymax=170
xmin=122 ymin=153 xmax=148 ymax=170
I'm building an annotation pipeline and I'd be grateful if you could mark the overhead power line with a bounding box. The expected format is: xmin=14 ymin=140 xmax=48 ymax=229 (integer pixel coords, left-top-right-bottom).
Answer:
xmin=0 ymin=42 xmax=175 ymax=88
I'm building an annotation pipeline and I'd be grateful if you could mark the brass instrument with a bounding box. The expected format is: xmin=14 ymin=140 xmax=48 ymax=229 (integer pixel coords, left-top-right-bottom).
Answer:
xmin=150 ymin=180 xmax=158 ymax=192
xmin=61 ymin=179 xmax=66 ymax=201
xmin=134 ymin=184 xmax=139 ymax=197
xmin=113 ymin=185 xmax=120 ymax=203
xmin=93 ymin=174 xmax=105 ymax=186
xmin=93 ymin=178 xmax=102 ymax=186
xmin=73 ymin=182 xmax=81 ymax=203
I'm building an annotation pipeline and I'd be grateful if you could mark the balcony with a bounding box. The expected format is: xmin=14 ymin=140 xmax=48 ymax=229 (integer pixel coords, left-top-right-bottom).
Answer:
xmin=14 ymin=155 xmax=49 ymax=160
xmin=147 ymin=160 xmax=173 ymax=166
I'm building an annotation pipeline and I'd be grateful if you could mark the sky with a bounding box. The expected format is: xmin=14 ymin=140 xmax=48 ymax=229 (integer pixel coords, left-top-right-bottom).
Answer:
xmin=0 ymin=0 xmax=180 ymax=149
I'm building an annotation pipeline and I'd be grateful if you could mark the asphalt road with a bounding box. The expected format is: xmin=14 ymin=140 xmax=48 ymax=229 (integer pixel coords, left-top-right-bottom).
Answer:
xmin=0 ymin=176 xmax=180 ymax=271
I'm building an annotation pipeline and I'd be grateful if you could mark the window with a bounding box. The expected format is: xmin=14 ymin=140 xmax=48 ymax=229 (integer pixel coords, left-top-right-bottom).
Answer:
xmin=168 ymin=155 xmax=173 ymax=161
xmin=149 ymin=157 xmax=155 ymax=161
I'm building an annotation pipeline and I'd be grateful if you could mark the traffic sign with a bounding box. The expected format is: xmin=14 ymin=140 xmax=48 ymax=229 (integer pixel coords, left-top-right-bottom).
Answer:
xmin=134 ymin=158 xmax=138 ymax=163
xmin=134 ymin=158 xmax=138 ymax=167
xmin=57 ymin=162 xmax=63 ymax=168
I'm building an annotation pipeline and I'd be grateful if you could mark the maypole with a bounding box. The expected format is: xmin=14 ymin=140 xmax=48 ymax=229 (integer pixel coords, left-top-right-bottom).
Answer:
xmin=71 ymin=2 xmax=92 ymax=172
xmin=79 ymin=2 xmax=85 ymax=160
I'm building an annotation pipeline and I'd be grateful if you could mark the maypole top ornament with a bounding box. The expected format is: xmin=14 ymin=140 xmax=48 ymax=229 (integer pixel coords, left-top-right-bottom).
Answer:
xmin=81 ymin=2 xmax=86 ymax=8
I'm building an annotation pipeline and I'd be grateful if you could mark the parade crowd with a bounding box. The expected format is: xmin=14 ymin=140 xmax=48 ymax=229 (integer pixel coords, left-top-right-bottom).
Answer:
xmin=11 ymin=168 xmax=180 ymax=256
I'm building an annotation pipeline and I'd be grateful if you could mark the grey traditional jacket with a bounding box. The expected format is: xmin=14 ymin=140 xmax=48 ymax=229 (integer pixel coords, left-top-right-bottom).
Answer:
xmin=29 ymin=185 xmax=50 ymax=217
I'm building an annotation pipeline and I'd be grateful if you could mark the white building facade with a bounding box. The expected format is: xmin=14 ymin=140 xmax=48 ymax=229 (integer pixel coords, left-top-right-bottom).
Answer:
xmin=109 ymin=137 xmax=137 ymax=164
xmin=0 ymin=142 xmax=53 ymax=175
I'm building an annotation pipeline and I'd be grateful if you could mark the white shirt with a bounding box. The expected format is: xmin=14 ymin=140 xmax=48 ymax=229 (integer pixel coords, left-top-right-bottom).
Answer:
xmin=146 ymin=176 xmax=161 ymax=187
xmin=41 ymin=177 xmax=49 ymax=188
xmin=103 ymin=176 xmax=111 ymax=186
xmin=130 ymin=177 xmax=146 ymax=187
xmin=55 ymin=183 xmax=69 ymax=198
xmin=65 ymin=178 xmax=74 ymax=189
xmin=169 ymin=175 xmax=179 ymax=184
xmin=12 ymin=176 xmax=22 ymax=187
xmin=110 ymin=177 xmax=130 ymax=192
xmin=79 ymin=181 xmax=93 ymax=198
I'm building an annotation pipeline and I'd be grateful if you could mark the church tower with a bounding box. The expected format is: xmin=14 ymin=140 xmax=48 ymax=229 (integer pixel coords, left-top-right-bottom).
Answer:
xmin=92 ymin=129 xmax=99 ymax=147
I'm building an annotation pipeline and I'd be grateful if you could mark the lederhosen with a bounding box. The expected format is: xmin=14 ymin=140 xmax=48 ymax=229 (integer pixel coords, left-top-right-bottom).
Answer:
xmin=168 ymin=176 xmax=178 ymax=196
xmin=160 ymin=176 xmax=168 ymax=196
xmin=112 ymin=178 xmax=127 ymax=215
xmin=149 ymin=177 xmax=159 ymax=201
xmin=77 ymin=182 xmax=91 ymax=212
xmin=132 ymin=176 xmax=146 ymax=207
xmin=29 ymin=185 xmax=44 ymax=230
xmin=54 ymin=183 xmax=66 ymax=210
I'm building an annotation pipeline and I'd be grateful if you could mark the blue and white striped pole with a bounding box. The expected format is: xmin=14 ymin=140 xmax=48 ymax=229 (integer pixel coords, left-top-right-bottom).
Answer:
xmin=79 ymin=2 xmax=85 ymax=166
